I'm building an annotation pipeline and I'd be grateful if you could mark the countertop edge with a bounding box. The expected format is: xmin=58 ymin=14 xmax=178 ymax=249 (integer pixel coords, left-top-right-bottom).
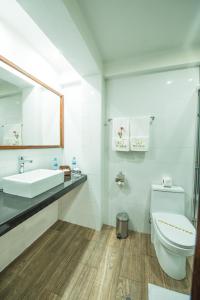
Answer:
xmin=0 ymin=175 xmax=87 ymax=237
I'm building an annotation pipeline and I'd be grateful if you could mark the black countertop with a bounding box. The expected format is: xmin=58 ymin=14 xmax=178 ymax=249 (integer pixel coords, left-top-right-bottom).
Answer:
xmin=0 ymin=175 xmax=87 ymax=236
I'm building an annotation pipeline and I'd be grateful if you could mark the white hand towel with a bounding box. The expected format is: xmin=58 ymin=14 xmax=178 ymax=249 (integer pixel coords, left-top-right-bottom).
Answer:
xmin=3 ymin=123 xmax=22 ymax=145
xmin=130 ymin=117 xmax=150 ymax=151
xmin=112 ymin=118 xmax=129 ymax=151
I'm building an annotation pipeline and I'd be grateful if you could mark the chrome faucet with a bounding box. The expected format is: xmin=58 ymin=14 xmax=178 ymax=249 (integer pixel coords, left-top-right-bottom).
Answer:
xmin=18 ymin=156 xmax=33 ymax=174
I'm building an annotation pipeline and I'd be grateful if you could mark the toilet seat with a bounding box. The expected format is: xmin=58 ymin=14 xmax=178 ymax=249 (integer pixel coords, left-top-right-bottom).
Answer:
xmin=152 ymin=212 xmax=196 ymax=256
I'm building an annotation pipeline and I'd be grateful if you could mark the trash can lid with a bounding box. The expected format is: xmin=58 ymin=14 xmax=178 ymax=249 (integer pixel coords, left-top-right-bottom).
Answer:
xmin=117 ymin=212 xmax=129 ymax=221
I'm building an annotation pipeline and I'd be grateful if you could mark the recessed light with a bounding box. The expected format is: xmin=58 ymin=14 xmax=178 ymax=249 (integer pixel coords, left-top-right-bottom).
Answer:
xmin=166 ymin=80 xmax=173 ymax=85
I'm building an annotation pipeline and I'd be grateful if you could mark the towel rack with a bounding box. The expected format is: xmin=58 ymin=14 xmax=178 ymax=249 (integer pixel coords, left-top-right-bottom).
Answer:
xmin=105 ymin=116 xmax=155 ymax=126
xmin=0 ymin=123 xmax=23 ymax=128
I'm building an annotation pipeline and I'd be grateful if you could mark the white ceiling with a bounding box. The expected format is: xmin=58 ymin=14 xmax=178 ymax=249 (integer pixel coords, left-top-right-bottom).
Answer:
xmin=18 ymin=0 xmax=102 ymax=78
xmin=0 ymin=65 xmax=32 ymax=89
xmin=15 ymin=0 xmax=200 ymax=77
xmin=0 ymin=78 xmax=22 ymax=99
xmin=76 ymin=0 xmax=200 ymax=63
xmin=0 ymin=0 xmax=81 ymax=84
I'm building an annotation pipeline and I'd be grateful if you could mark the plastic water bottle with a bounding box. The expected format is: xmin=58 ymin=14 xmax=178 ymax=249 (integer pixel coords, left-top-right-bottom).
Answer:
xmin=71 ymin=157 xmax=77 ymax=177
xmin=52 ymin=157 xmax=59 ymax=170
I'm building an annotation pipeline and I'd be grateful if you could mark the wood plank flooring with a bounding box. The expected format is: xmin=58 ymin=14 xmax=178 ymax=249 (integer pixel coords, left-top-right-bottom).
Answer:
xmin=0 ymin=221 xmax=192 ymax=300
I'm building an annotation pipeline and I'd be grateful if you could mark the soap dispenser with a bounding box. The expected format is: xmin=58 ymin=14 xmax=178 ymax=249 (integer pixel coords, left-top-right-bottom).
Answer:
xmin=52 ymin=157 xmax=59 ymax=170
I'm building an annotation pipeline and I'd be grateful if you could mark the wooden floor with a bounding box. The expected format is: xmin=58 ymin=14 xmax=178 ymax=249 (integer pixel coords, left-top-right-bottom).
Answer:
xmin=0 ymin=221 xmax=192 ymax=300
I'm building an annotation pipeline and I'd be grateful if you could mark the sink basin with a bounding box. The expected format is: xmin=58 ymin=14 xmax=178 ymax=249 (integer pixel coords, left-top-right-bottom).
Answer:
xmin=2 ymin=169 xmax=64 ymax=198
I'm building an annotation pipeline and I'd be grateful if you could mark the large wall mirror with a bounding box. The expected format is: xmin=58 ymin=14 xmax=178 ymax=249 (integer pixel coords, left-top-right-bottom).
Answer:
xmin=0 ymin=55 xmax=64 ymax=149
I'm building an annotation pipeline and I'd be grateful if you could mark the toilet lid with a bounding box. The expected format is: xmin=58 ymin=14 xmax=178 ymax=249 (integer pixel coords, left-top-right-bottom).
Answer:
xmin=153 ymin=213 xmax=196 ymax=248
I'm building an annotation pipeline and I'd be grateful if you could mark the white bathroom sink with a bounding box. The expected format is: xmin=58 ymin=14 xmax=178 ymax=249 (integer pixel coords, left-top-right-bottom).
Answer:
xmin=2 ymin=169 xmax=64 ymax=198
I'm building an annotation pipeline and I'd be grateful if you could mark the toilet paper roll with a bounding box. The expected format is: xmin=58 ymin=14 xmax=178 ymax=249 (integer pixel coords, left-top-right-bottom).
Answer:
xmin=162 ymin=176 xmax=172 ymax=187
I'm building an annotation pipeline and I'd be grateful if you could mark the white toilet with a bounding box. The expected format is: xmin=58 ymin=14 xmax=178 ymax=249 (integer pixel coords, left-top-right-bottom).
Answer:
xmin=150 ymin=184 xmax=196 ymax=280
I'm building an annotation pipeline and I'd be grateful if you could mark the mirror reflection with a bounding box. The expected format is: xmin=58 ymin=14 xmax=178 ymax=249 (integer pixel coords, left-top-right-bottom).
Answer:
xmin=0 ymin=66 xmax=60 ymax=146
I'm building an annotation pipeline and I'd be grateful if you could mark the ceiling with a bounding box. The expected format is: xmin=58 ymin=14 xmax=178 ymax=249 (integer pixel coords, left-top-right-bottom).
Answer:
xmin=15 ymin=0 xmax=200 ymax=78
xmin=17 ymin=0 xmax=101 ymax=78
xmin=0 ymin=79 xmax=18 ymax=90
xmin=0 ymin=65 xmax=32 ymax=89
xmin=0 ymin=0 xmax=81 ymax=84
xmin=0 ymin=78 xmax=22 ymax=99
xmin=76 ymin=0 xmax=200 ymax=63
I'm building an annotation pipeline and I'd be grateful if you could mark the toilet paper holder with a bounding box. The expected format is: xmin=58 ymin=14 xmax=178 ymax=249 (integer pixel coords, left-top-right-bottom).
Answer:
xmin=162 ymin=176 xmax=173 ymax=187
xmin=115 ymin=172 xmax=125 ymax=186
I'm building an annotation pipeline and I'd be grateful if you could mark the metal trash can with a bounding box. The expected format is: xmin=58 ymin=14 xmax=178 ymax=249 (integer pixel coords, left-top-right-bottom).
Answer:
xmin=116 ymin=212 xmax=129 ymax=239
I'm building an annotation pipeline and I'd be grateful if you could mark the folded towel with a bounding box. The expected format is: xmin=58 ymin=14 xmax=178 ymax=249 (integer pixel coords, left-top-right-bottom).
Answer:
xmin=130 ymin=136 xmax=149 ymax=151
xmin=2 ymin=123 xmax=22 ymax=145
xmin=112 ymin=118 xmax=129 ymax=151
xmin=130 ymin=117 xmax=150 ymax=151
xmin=112 ymin=138 xmax=129 ymax=151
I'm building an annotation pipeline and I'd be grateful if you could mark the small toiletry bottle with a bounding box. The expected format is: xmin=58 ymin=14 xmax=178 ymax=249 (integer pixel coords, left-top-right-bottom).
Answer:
xmin=71 ymin=157 xmax=77 ymax=177
xmin=52 ymin=157 xmax=59 ymax=170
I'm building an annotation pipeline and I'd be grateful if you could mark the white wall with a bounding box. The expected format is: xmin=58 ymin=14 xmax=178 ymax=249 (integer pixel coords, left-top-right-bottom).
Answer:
xmin=22 ymin=86 xmax=60 ymax=145
xmin=0 ymin=19 xmax=63 ymax=186
xmin=18 ymin=0 xmax=101 ymax=77
xmin=0 ymin=93 xmax=22 ymax=145
xmin=0 ymin=19 xmax=59 ymax=88
xmin=22 ymin=86 xmax=42 ymax=145
xmin=0 ymin=93 xmax=22 ymax=125
xmin=60 ymin=75 xmax=104 ymax=230
xmin=40 ymin=88 xmax=60 ymax=145
xmin=105 ymin=68 xmax=199 ymax=233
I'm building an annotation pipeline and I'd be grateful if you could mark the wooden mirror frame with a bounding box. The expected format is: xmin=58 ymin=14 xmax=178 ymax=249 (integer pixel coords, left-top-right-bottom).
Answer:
xmin=0 ymin=55 xmax=64 ymax=149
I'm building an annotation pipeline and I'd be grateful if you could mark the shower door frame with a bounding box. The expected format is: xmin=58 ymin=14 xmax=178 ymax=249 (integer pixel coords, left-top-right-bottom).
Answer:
xmin=193 ymin=90 xmax=200 ymax=225
xmin=191 ymin=193 xmax=200 ymax=299
xmin=191 ymin=88 xmax=200 ymax=299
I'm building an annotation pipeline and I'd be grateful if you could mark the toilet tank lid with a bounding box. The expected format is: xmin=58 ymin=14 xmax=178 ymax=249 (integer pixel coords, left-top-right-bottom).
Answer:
xmin=152 ymin=184 xmax=184 ymax=193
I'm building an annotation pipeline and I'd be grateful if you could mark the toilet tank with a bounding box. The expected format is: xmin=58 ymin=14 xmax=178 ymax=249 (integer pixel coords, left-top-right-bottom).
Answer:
xmin=151 ymin=184 xmax=185 ymax=215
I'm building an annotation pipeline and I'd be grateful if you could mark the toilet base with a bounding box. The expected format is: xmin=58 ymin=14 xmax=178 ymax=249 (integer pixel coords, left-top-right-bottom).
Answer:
xmin=154 ymin=232 xmax=186 ymax=280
